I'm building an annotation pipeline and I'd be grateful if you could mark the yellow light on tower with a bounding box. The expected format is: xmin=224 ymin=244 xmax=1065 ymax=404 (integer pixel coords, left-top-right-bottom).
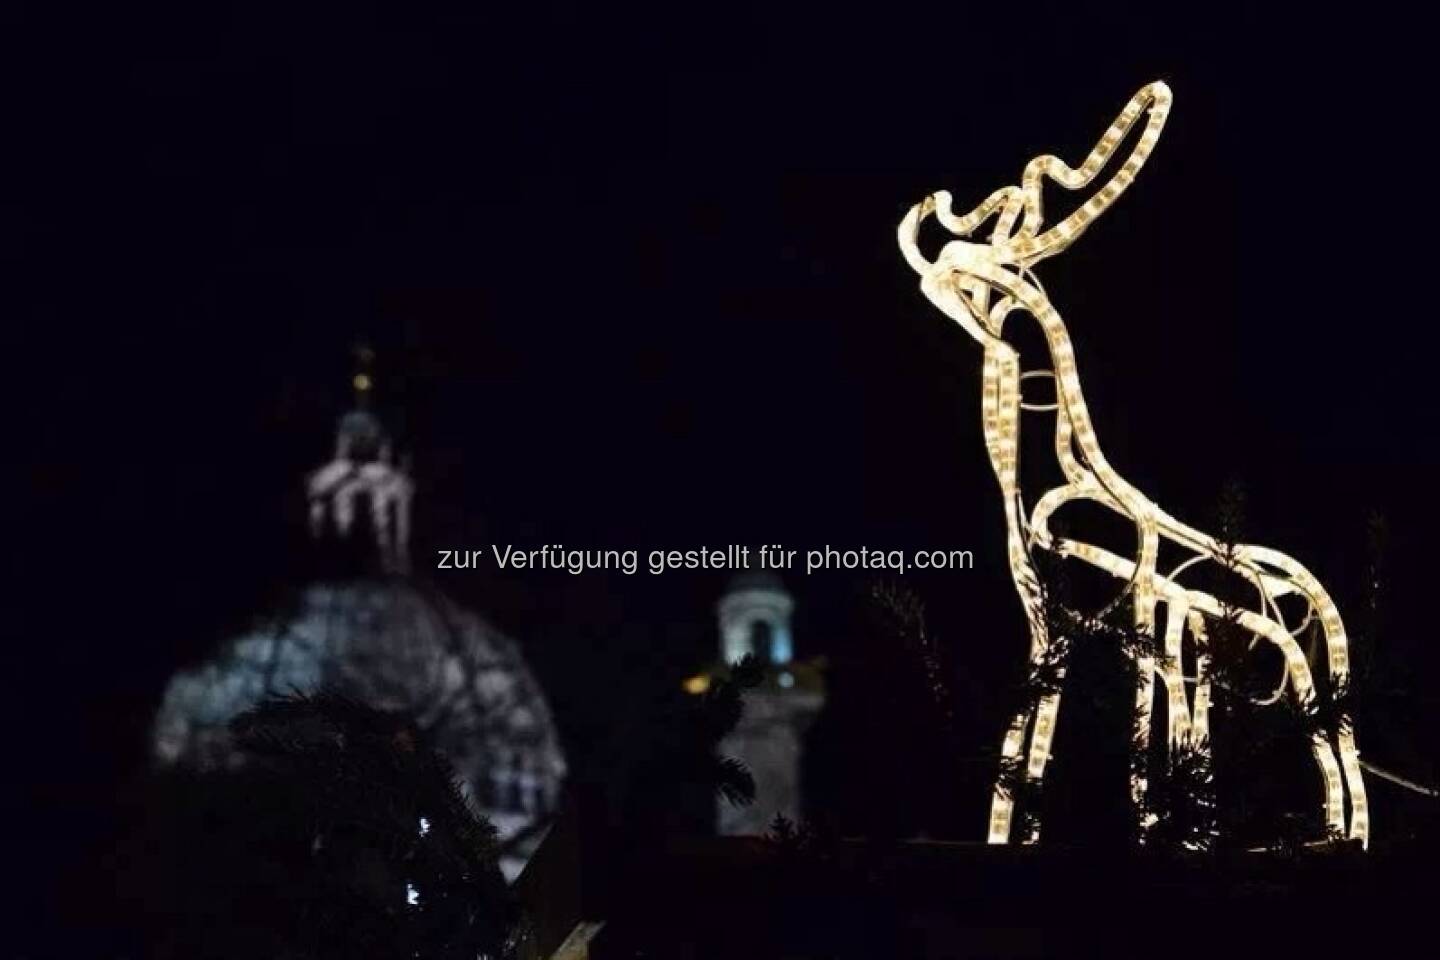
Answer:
xmin=898 ymin=81 xmax=1369 ymax=848
xmin=352 ymin=342 xmax=376 ymax=398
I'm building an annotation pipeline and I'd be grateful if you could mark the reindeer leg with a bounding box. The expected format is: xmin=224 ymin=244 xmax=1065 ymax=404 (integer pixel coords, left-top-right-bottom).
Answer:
xmin=1186 ymin=610 xmax=1213 ymax=750
xmin=1161 ymin=599 xmax=1193 ymax=751
xmin=1242 ymin=547 xmax=1369 ymax=846
xmin=988 ymin=542 xmax=1061 ymax=844
xmin=1123 ymin=515 xmax=1162 ymax=838
xmin=988 ymin=701 xmax=1033 ymax=844
xmin=1014 ymin=524 xmax=1064 ymax=844
xmin=988 ymin=576 xmax=1063 ymax=845
xmin=986 ymin=520 xmax=1060 ymax=844
xmin=1296 ymin=576 xmax=1368 ymax=845
xmin=1021 ymin=687 xmax=1062 ymax=844
xmin=1239 ymin=612 xmax=1348 ymax=840
xmin=1132 ymin=645 xmax=1156 ymax=833
xmin=1296 ymin=582 xmax=1368 ymax=845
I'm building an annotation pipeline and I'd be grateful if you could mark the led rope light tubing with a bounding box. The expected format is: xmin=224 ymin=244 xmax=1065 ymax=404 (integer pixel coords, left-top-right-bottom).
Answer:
xmin=898 ymin=81 xmax=1368 ymax=847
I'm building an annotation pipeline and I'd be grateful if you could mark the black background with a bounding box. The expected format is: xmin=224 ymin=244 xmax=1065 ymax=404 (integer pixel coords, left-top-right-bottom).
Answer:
xmin=11 ymin=0 xmax=1439 ymax=947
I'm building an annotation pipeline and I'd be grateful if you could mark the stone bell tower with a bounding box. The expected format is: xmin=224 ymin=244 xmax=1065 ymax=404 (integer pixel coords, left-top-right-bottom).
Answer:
xmin=715 ymin=572 xmax=825 ymax=835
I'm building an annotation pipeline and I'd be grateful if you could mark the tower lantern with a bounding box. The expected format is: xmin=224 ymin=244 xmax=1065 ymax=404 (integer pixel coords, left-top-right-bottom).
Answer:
xmin=717 ymin=571 xmax=795 ymax=668
xmin=306 ymin=346 xmax=413 ymax=574
xmin=714 ymin=572 xmax=825 ymax=835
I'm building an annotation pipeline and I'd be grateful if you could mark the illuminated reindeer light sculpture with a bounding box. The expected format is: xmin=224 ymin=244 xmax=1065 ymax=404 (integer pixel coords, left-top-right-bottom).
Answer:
xmin=898 ymin=81 xmax=1368 ymax=847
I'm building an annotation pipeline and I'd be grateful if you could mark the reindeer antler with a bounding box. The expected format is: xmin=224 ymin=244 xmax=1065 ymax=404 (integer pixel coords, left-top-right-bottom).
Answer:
xmin=1006 ymin=80 xmax=1171 ymax=264
xmin=899 ymin=82 xmax=1172 ymax=274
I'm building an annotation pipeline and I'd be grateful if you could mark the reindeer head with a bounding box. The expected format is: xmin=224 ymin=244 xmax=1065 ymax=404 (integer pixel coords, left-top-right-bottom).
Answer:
xmin=898 ymin=81 xmax=1172 ymax=348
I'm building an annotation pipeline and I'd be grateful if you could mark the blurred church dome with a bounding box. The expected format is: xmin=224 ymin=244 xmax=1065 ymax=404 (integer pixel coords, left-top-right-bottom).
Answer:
xmin=152 ymin=361 xmax=565 ymax=880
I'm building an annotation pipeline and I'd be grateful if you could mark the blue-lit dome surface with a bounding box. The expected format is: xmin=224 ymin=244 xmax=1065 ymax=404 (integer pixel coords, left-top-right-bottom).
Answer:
xmin=153 ymin=578 xmax=565 ymax=880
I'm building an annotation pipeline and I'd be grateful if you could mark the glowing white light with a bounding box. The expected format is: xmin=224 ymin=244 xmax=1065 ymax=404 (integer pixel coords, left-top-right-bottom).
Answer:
xmin=419 ymin=816 xmax=430 ymax=836
xmin=407 ymin=883 xmax=419 ymax=906
xmin=899 ymin=81 xmax=1368 ymax=848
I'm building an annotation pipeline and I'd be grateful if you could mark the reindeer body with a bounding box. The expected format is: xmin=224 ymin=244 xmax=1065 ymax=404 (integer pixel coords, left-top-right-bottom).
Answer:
xmin=898 ymin=82 xmax=1369 ymax=847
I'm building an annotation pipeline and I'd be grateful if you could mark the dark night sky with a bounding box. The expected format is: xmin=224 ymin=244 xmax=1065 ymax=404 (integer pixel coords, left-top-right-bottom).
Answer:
xmin=12 ymin=0 xmax=1440 ymax=939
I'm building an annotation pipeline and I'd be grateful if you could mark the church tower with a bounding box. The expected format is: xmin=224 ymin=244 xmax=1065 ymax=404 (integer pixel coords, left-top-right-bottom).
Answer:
xmin=305 ymin=345 xmax=414 ymax=574
xmin=714 ymin=572 xmax=825 ymax=835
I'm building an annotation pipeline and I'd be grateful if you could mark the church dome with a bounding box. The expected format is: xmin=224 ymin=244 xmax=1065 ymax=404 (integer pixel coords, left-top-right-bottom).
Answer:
xmin=154 ymin=579 xmax=565 ymax=878
xmin=152 ymin=372 xmax=565 ymax=880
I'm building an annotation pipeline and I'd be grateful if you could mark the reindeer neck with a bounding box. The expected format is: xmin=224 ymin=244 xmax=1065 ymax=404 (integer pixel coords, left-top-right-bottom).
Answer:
xmin=1000 ymin=278 xmax=1115 ymax=495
